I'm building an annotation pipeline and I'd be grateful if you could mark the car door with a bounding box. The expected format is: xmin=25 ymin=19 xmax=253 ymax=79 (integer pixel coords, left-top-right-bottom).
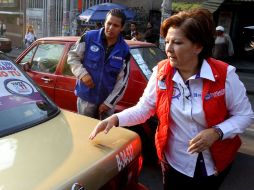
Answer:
xmin=54 ymin=42 xmax=77 ymax=112
xmin=18 ymin=42 xmax=65 ymax=101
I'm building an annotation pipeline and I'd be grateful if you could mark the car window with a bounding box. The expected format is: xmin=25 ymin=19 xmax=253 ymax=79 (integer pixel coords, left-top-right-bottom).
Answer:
xmin=20 ymin=46 xmax=37 ymax=63
xmin=62 ymin=44 xmax=74 ymax=76
xmin=243 ymin=27 xmax=254 ymax=51
xmin=0 ymin=54 xmax=59 ymax=137
xmin=30 ymin=43 xmax=65 ymax=73
xmin=130 ymin=46 xmax=167 ymax=79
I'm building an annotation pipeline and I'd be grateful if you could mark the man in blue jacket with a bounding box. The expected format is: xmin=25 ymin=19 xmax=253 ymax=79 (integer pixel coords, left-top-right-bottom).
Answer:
xmin=68 ymin=9 xmax=130 ymax=120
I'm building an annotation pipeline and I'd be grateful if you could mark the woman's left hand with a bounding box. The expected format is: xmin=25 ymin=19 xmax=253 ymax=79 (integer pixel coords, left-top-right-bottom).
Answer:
xmin=187 ymin=128 xmax=220 ymax=154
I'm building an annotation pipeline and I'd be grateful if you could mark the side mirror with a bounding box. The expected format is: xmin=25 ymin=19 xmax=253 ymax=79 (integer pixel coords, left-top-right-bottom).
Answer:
xmin=20 ymin=62 xmax=31 ymax=71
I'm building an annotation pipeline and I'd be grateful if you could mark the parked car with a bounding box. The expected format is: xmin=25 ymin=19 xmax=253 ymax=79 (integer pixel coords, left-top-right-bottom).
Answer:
xmin=15 ymin=36 xmax=167 ymax=163
xmin=0 ymin=52 xmax=147 ymax=190
xmin=15 ymin=36 xmax=166 ymax=113
xmin=0 ymin=36 xmax=12 ymax=53
xmin=241 ymin=26 xmax=254 ymax=60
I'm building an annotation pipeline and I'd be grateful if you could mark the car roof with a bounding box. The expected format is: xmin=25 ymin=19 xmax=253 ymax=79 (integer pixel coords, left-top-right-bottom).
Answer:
xmin=38 ymin=36 xmax=155 ymax=48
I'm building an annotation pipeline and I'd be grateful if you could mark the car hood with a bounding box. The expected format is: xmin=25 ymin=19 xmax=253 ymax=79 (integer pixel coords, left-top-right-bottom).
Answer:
xmin=0 ymin=110 xmax=141 ymax=190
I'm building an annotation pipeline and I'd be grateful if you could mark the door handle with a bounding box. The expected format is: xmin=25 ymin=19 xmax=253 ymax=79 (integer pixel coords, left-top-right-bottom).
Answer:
xmin=41 ymin=76 xmax=52 ymax=83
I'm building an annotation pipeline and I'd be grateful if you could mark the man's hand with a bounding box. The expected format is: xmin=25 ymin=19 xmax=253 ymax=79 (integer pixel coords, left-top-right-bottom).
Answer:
xmin=81 ymin=74 xmax=95 ymax=88
xmin=99 ymin=103 xmax=110 ymax=115
xmin=187 ymin=128 xmax=220 ymax=154
xmin=89 ymin=115 xmax=119 ymax=140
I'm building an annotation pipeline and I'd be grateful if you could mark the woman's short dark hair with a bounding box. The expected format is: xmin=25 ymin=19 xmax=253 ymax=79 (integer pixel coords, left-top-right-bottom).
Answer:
xmin=160 ymin=8 xmax=215 ymax=59
xmin=106 ymin=8 xmax=126 ymax=26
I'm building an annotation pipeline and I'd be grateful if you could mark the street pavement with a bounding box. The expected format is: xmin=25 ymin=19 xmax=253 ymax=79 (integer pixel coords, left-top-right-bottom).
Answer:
xmin=6 ymin=46 xmax=24 ymax=60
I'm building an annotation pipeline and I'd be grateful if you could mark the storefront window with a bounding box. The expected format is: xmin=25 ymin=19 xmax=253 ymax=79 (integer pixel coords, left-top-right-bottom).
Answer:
xmin=0 ymin=0 xmax=15 ymax=5
xmin=0 ymin=0 xmax=15 ymax=8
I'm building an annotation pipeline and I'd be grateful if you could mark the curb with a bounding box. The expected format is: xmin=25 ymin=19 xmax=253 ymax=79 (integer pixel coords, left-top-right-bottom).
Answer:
xmin=6 ymin=48 xmax=24 ymax=59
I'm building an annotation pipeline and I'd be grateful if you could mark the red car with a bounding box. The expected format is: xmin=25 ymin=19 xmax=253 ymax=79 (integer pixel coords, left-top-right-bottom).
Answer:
xmin=15 ymin=36 xmax=166 ymax=113
xmin=15 ymin=36 xmax=166 ymax=162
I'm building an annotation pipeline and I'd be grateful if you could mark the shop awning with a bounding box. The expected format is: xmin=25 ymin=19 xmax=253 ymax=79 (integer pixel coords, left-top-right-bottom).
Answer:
xmin=202 ymin=0 xmax=225 ymax=13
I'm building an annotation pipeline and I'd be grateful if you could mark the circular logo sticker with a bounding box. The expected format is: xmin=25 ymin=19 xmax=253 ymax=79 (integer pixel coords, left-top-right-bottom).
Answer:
xmin=90 ymin=45 xmax=99 ymax=52
xmin=4 ymin=79 xmax=34 ymax=96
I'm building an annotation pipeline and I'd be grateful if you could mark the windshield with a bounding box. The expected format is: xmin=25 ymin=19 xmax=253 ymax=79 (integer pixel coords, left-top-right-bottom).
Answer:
xmin=0 ymin=53 xmax=59 ymax=137
xmin=130 ymin=46 xmax=167 ymax=79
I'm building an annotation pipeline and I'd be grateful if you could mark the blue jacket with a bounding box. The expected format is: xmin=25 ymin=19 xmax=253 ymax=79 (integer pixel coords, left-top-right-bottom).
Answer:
xmin=75 ymin=28 xmax=129 ymax=105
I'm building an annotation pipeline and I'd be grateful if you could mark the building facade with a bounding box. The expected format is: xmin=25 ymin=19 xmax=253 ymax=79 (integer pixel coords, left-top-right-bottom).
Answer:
xmin=2 ymin=0 xmax=164 ymax=47
xmin=0 ymin=0 xmax=25 ymax=47
xmin=203 ymin=0 xmax=254 ymax=57
xmin=26 ymin=0 xmax=64 ymax=38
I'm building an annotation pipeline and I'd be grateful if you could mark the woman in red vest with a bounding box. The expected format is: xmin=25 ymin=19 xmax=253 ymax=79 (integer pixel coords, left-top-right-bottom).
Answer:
xmin=89 ymin=8 xmax=254 ymax=190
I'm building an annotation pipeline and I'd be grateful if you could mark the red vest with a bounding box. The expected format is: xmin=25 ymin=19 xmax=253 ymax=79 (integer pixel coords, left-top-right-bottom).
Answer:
xmin=155 ymin=58 xmax=241 ymax=172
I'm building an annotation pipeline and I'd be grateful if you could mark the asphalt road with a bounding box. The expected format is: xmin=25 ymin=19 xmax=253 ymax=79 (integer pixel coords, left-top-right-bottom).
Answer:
xmin=139 ymin=133 xmax=254 ymax=190
xmin=218 ymin=133 xmax=254 ymax=190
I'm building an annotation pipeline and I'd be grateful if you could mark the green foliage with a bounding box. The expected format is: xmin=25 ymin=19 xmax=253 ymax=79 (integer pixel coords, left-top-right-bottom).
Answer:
xmin=172 ymin=2 xmax=202 ymax=12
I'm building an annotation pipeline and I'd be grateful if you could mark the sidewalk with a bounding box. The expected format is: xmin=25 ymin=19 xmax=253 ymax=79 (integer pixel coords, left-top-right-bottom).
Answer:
xmin=6 ymin=47 xmax=25 ymax=60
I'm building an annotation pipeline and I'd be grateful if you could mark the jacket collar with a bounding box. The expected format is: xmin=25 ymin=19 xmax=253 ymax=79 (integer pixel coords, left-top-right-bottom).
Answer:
xmin=171 ymin=59 xmax=216 ymax=83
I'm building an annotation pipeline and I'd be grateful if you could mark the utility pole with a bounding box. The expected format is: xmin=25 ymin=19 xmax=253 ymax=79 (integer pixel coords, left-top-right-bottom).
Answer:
xmin=159 ymin=0 xmax=172 ymax=50
xmin=22 ymin=0 xmax=26 ymax=48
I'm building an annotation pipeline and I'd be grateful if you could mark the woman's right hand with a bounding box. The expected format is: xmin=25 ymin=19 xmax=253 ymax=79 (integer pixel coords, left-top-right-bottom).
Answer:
xmin=89 ymin=114 xmax=119 ymax=140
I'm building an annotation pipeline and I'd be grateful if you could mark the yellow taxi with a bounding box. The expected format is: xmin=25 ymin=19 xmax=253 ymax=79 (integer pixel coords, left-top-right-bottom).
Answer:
xmin=0 ymin=52 xmax=147 ymax=190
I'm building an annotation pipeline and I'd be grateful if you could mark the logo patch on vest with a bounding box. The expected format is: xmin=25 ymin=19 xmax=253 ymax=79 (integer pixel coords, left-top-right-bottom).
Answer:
xmin=158 ymin=80 xmax=166 ymax=90
xmin=193 ymin=92 xmax=202 ymax=98
xmin=205 ymin=89 xmax=225 ymax=100
xmin=90 ymin=45 xmax=100 ymax=52
xmin=112 ymin=56 xmax=123 ymax=61
xmin=172 ymin=87 xmax=181 ymax=99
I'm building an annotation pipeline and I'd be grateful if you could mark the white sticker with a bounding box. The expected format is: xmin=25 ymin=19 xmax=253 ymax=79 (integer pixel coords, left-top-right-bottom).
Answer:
xmin=90 ymin=45 xmax=100 ymax=52
xmin=115 ymin=144 xmax=134 ymax=171
xmin=5 ymin=79 xmax=34 ymax=96
xmin=0 ymin=60 xmax=36 ymax=97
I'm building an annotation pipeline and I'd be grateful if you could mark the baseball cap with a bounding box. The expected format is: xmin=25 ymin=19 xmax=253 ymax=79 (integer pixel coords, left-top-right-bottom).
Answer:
xmin=216 ymin=26 xmax=224 ymax=32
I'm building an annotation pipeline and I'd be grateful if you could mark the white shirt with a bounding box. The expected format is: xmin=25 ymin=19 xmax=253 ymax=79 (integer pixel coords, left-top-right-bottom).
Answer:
xmin=25 ymin=32 xmax=36 ymax=43
xmin=116 ymin=59 xmax=254 ymax=177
